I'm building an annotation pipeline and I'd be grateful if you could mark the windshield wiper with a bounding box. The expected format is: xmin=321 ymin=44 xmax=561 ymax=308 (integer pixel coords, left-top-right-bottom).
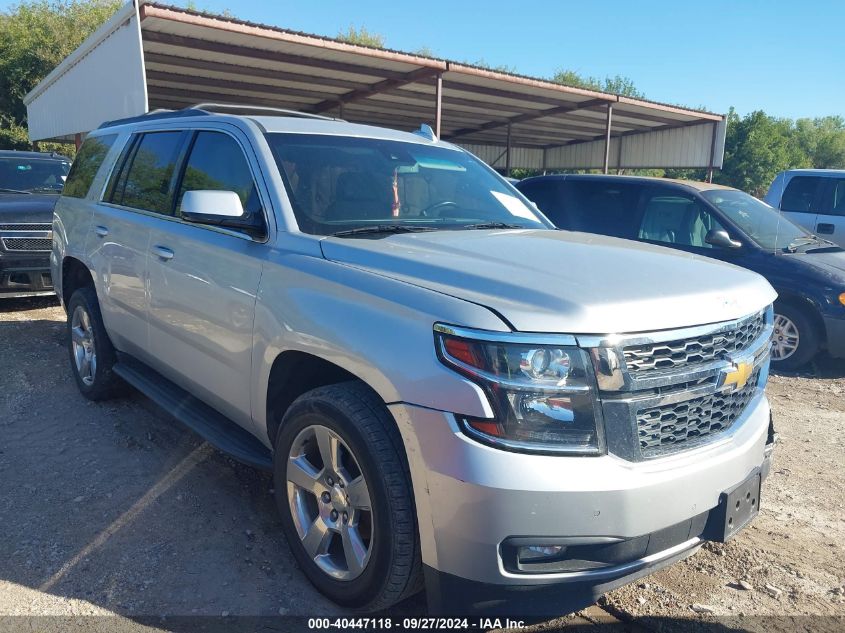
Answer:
xmin=0 ymin=188 xmax=31 ymax=194
xmin=461 ymin=222 xmax=524 ymax=230
xmin=330 ymin=224 xmax=439 ymax=237
xmin=786 ymin=235 xmax=825 ymax=252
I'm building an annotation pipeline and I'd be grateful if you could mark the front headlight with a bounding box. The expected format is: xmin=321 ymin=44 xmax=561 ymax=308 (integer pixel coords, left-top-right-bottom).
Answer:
xmin=434 ymin=324 xmax=604 ymax=455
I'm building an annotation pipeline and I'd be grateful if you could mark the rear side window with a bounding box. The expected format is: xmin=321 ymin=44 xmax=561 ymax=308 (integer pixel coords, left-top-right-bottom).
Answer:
xmin=780 ymin=176 xmax=824 ymax=213
xmin=561 ymin=180 xmax=641 ymax=238
xmin=819 ymin=178 xmax=845 ymax=216
xmin=110 ymin=131 xmax=184 ymax=215
xmin=62 ymin=134 xmax=117 ymax=198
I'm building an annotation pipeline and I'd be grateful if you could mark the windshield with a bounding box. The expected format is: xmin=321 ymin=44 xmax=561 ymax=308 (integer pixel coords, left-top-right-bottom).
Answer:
xmin=0 ymin=156 xmax=70 ymax=194
xmin=265 ymin=133 xmax=549 ymax=235
xmin=701 ymin=189 xmax=812 ymax=251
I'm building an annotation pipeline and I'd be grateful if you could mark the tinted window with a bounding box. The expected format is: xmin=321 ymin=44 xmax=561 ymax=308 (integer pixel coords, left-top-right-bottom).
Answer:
xmin=638 ymin=191 xmax=725 ymax=248
xmin=561 ymin=180 xmax=641 ymax=238
xmin=819 ymin=178 xmax=845 ymax=216
xmin=112 ymin=132 xmax=184 ymax=214
xmin=177 ymin=131 xmax=262 ymax=225
xmin=780 ymin=176 xmax=823 ymax=213
xmin=0 ymin=155 xmax=70 ymax=194
xmin=516 ymin=180 xmax=567 ymax=225
xmin=63 ymin=135 xmax=116 ymax=199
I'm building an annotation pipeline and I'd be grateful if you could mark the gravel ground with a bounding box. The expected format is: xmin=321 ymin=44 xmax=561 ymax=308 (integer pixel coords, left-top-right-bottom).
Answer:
xmin=1 ymin=297 xmax=843 ymax=632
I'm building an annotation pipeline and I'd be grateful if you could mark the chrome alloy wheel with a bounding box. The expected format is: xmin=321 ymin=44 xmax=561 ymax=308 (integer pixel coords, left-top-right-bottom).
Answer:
xmin=71 ymin=305 xmax=97 ymax=386
xmin=772 ymin=313 xmax=800 ymax=361
xmin=286 ymin=424 xmax=373 ymax=581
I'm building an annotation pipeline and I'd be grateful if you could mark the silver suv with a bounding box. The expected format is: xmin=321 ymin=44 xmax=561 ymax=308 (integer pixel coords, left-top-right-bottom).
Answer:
xmin=52 ymin=105 xmax=777 ymax=616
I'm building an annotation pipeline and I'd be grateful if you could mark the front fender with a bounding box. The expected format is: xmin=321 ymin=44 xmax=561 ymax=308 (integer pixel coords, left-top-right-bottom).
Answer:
xmin=250 ymin=251 xmax=508 ymax=444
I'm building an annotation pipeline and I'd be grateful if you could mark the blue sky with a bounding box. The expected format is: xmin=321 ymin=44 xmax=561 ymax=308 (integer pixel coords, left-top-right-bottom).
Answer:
xmin=6 ymin=0 xmax=842 ymax=119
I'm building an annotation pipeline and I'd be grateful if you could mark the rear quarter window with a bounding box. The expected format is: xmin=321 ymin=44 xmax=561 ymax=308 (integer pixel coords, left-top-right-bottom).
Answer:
xmin=62 ymin=134 xmax=117 ymax=198
xmin=63 ymin=134 xmax=117 ymax=199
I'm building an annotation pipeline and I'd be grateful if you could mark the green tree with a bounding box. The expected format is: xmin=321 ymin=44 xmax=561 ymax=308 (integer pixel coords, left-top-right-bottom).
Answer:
xmin=716 ymin=109 xmax=810 ymax=196
xmin=550 ymin=69 xmax=644 ymax=98
xmin=336 ymin=24 xmax=385 ymax=48
xmin=795 ymin=116 xmax=845 ymax=169
xmin=0 ymin=0 xmax=120 ymax=151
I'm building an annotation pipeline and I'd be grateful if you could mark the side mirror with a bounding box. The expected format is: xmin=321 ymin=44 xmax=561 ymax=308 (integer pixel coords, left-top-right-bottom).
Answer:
xmin=180 ymin=190 xmax=244 ymax=224
xmin=705 ymin=229 xmax=742 ymax=249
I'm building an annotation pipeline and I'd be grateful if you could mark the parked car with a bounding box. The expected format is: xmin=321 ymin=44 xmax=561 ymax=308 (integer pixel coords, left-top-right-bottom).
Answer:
xmin=517 ymin=174 xmax=845 ymax=370
xmin=764 ymin=169 xmax=845 ymax=247
xmin=0 ymin=149 xmax=71 ymax=298
xmin=53 ymin=106 xmax=776 ymax=616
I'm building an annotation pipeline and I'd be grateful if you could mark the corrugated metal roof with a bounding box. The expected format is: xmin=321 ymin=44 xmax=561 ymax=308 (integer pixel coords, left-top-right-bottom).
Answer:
xmin=24 ymin=0 xmax=726 ymax=169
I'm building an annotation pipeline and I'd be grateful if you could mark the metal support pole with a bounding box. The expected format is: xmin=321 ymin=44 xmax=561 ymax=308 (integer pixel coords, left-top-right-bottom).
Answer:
xmin=338 ymin=102 xmax=344 ymax=120
xmin=616 ymin=136 xmax=624 ymax=174
xmin=74 ymin=133 xmax=83 ymax=151
xmin=602 ymin=103 xmax=613 ymax=174
xmin=542 ymin=147 xmax=548 ymax=175
xmin=505 ymin=123 xmax=512 ymax=177
xmin=434 ymin=73 xmax=443 ymax=138
xmin=706 ymin=121 xmax=718 ymax=183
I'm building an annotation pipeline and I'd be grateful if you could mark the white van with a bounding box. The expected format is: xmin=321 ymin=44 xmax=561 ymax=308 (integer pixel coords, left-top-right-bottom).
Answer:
xmin=765 ymin=169 xmax=845 ymax=247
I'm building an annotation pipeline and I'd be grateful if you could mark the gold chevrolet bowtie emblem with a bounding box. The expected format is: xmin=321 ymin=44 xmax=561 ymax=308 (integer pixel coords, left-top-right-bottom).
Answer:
xmin=722 ymin=361 xmax=753 ymax=391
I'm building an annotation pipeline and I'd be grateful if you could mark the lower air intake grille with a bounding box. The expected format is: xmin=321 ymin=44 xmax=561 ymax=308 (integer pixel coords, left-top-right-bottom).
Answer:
xmin=2 ymin=237 xmax=52 ymax=252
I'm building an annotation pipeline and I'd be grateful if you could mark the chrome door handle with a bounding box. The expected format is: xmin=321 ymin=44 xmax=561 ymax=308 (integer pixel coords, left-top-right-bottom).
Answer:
xmin=152 ymin=245 xmax=174 ymax=261
xmin=94 ymin=225 xmax=109 ymax=237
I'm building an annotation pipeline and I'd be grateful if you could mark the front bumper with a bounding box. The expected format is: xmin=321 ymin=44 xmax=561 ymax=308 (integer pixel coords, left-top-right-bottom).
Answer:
xmin=823 ymin=314 xmax=845 ymax=358
xmin=389 ymin=393 xmax=773 ymax=616
xmin=0 ymin=255 xmax=53 ymax=298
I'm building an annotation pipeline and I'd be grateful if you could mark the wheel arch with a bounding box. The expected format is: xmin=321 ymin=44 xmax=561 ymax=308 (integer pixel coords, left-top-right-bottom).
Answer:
xmin=61 ymin=256 xmax=95 ymax=309
xmin=773 ymin=290 xmax=826 ymax=346
xmin=265 ymin=350 xmax=374 ymax=446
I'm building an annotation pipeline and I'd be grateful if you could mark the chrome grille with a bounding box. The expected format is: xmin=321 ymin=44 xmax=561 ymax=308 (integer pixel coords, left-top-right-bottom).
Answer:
xmin=623 ymin=311 xmax=766 ymax=373
xmin=0 ymin=223 xmax=51 ymax=231
xmin=636 ymin=369 xmax=761 ymax=457
xmin=2 ymin=237 xmax=52 ymax=251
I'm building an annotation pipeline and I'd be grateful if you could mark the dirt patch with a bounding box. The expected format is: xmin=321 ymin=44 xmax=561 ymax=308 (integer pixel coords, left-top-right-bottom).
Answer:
xmin=1 ymin=298 xmax=844 ymax=631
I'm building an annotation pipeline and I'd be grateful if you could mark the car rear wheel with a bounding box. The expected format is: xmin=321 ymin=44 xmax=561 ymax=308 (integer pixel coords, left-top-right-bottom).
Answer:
xmin=771 ymin=303 xmax=818 ymax=370
xmin=273 ymin=381 xmax=422 ymax=611
xmin=66 ymin=286 xmax=125 ymax=400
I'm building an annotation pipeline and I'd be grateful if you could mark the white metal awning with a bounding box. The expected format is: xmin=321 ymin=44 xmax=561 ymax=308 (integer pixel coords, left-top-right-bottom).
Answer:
xmin=25 ymin=0 xmax=726 ymax=172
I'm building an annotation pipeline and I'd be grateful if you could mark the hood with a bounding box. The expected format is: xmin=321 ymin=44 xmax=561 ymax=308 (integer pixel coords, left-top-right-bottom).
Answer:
xmin=788 ymin=248 xmax=845 ymax=281
xmin=0 ymin=193 xmax=59 ymax=223
xmin=320 ymin=229 xmax=777 ymax=334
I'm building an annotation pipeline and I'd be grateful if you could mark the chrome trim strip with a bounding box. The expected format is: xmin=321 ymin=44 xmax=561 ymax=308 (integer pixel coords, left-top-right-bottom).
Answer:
xmin=499 ymin=536 xmax=701 ymax=582
xmin=434 ymin=322 xmax=578 ymax=346
xmin=576 ymin=308 xmax=771 ymax=349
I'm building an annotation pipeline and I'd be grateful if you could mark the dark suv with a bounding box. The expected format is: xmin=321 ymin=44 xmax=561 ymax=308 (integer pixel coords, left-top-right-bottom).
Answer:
xmin=0 ymin=150 xmax=71 ymax=298
xmin=517 ymin=174 xmax=845 ymax=370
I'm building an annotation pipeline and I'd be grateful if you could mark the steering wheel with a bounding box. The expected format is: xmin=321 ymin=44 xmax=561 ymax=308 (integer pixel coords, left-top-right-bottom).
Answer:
xmin=419 ymin=200 xmax=459 ymax=217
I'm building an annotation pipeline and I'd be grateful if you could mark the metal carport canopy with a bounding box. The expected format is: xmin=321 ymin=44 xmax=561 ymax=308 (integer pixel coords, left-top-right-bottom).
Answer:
xmin=25 ymin=0 xmax=726 ymax=173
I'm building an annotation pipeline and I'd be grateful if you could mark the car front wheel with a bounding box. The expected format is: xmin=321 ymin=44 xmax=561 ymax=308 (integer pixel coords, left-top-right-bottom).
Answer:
xmin=771 ymin=303 xmax=819 ymax=370
xmin=273 ymin=381 xmax=422 ymax=611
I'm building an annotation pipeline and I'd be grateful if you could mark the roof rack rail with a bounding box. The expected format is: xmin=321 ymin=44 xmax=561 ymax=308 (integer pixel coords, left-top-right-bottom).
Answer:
xmin=98 ymin=108 xmax=209 ymax=129
xmin=97 ymin=103 xmax=341 ymax=131
xmin=189 ymin=103 xmax=340 ymax=121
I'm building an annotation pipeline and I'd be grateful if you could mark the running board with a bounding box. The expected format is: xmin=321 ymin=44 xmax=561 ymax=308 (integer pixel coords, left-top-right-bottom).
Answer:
xmin=113 ymin=355 xmax=273 ymax=471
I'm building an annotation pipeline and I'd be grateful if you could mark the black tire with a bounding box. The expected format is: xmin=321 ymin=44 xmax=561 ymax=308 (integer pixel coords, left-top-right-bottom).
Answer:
xmin=66 ymin=286 xmax=125 ymax=400
xmin=772 ymin=302 xmax=819 ymax=371
xmin=273 ymin=381 xmax=422 ymax=612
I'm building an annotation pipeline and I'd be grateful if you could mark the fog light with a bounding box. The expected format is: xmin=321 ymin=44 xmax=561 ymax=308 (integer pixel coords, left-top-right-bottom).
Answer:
xmin=518 ymin=544 xmax=566 ymax=563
